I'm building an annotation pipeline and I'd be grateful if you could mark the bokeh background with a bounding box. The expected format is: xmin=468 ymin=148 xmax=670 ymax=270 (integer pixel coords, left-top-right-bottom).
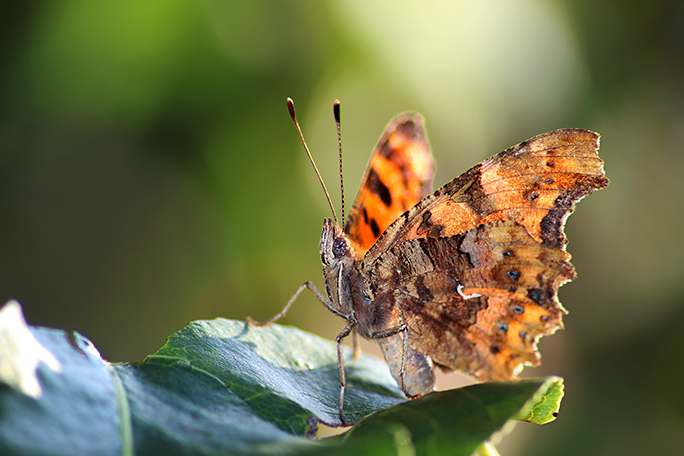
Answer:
xmin=1 ymin=1 xmax=683 ymax=454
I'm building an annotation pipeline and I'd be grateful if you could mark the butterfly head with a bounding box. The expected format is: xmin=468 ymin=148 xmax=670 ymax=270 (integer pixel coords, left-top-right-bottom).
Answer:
xmin=319 ymin=218 xmax=351 ymax=268
xmin=319 ymin=217 xmax=361 ymax=319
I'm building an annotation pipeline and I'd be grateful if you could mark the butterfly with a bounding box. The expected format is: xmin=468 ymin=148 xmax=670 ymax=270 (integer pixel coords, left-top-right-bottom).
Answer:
xmin=251 ymin=98 xmax=608 ymax=424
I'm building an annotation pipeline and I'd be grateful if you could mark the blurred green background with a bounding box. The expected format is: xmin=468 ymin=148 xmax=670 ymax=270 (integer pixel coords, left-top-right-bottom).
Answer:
xmin=1 ymin=0 xmax=683 ymax=454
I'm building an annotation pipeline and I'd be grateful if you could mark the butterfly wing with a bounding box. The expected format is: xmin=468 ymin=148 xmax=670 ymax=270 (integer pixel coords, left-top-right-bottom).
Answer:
xmin=366 ymin=129 xmax=607 ymax=263
xmin=365 ymin=129 xmax=608 ymax=386
xmin=344 ymin=113 xmax=434 ymax=253
xmin=372 ymin=220 xmax=573 ymax=382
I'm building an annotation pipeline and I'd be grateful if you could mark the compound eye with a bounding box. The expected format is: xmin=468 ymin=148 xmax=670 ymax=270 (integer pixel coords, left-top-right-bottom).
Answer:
xmin=332 ymin=237 xmax=348 ymax=258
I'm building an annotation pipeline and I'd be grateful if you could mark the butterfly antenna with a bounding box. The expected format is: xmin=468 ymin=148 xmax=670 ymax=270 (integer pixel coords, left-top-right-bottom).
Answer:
xmin=333 ymin=100 xmax=345 ymax=228
xmin=286 ymin=98 xmax=338 ymax=226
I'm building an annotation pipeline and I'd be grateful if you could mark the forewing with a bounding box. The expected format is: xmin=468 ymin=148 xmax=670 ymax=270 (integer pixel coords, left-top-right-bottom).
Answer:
xmin=364 ymin=129 xmax=608 ymax=265
xmin=344 ymin=113 xmax=434 ymax=253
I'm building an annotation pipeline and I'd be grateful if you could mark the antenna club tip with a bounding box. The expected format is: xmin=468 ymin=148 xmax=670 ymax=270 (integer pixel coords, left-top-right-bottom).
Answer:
xmin=333 ymin=100 xmax=341 ymax=122
xmin=286 ymin=98 xmax=296 ymax=120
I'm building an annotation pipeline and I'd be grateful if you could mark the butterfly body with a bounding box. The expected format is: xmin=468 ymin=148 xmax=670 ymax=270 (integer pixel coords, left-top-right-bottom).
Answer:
xmin=320 ymin=216 xmax=436 ymax=398
xmin=317 ymin=113 xmax=608 ymax=399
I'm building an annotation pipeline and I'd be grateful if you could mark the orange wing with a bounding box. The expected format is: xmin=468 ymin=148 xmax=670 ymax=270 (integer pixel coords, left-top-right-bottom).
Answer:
xmin=344 ymin=113 xmax=434 ymax=253
xmin=366 ymin=129 xmax=608 ymax=264
xmin=366 ymin=129 xmax=608 ymax=382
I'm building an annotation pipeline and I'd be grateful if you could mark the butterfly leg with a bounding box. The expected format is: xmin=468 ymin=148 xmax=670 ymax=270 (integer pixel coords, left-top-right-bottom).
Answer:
xmin=335 ymin=321 xmax=355 ymax=425
xmin=247 ymin=280 xmax=357 ymax=424
xmin=247 ymin=281 xmax=334 ymax=327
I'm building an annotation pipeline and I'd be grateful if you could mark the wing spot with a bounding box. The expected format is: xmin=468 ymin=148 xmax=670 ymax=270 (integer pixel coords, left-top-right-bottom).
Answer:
xmin=490 ymin=344 xmax=501 ymax=355
xmin=370 ymin=218 xmax=381 ymax=238
xmin=498 ymin=323 xmax=508 ymax=333
xmin=545 ymin=177 xmax=554 ymax=184
xmin=528 ymin=288 xmax=544 ymax=304
xmin=428 ymin=224 xmax=445 ymax=238
xmin=502 ymin=250 xmax=513 ymax=257
xmin=513 ymin=305 xmax=525 ymax=314
xmin=368 ymin=168 xmax=393 ymax=207
xmin=507 ymin=270 xmax=521 ymax=281
xmin=418 ymin=210 xmax=445 ymax=238
xmin=419 ymin=210 xmax=433 ymax=230
xmin=546 ymin=161 xmax=555 ymax=167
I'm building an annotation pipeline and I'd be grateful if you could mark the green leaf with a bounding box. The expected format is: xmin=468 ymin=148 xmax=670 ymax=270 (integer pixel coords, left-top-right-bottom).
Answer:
xmin=327 ymin=377 xmax=563 ymax=456
xmin=148 ymin=318 xmax=406 ymax=429
xmin=0 ymin=317 xmax=121 ymax=455
xmin=512 ymin=376 xmax=564 ymax=424
xmin=0 ymin=304 xmax=564 ymax=456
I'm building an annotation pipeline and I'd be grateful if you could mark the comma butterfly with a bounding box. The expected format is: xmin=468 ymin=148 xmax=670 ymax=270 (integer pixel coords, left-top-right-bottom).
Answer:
xmin=250 ymin=99 xmax=608 ymax=423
